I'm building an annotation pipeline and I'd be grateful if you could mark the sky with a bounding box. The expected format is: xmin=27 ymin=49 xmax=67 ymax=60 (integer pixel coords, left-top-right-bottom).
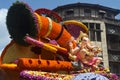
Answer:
xmin=0 ymin=0 xmax=120 ymax=55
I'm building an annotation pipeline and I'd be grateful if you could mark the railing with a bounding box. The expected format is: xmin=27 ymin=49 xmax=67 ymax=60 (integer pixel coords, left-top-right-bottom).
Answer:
xmin=103 ymin=17 xmax=120 ymax=25
xmin=109 ymin=54 xmax=120 ymax=62
xmin=108 ymin=45 xmax=120 ymax=50
xmin=62 ymin=16 xmax=120 ymax=25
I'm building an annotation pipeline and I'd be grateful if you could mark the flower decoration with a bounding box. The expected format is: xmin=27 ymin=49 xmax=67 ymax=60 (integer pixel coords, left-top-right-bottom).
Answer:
xmin=20 ymin=70 xmax=74 ymax=80
xmin=6 ymin=1 xmax=38 ymax=46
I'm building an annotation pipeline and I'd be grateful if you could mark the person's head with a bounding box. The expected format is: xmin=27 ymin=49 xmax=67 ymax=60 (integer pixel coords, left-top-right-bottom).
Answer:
xmin=77 ymin=31 xmax=88 ymax=43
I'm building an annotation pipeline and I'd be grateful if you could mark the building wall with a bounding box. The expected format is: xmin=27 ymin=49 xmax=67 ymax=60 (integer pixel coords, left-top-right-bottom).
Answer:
xmin=81 ymin=20 xmax=109 ymax=68
xmin=53 ymin=3 xmax=120 ymax=77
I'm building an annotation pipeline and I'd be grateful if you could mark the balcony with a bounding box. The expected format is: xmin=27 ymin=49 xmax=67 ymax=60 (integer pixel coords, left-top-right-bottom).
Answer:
xmin=108 ymin=44 xmax=120 ymax=51
xmin=109 ymin=54 xmax=120 ymax=62
xmin=104 ymin=17 xmax=120 ymax=25
xmin=62 ymin=16 xmax=120 ymax=25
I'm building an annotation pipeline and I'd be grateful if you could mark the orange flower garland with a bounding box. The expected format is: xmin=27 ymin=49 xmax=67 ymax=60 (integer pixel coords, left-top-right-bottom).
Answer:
xmin=34 ymin=13 xmax=76 ymax=50
xmin=17 ymin=58 xmax=74 ymax=71
xmin=44 ymin=17 xmax=53 ymax=38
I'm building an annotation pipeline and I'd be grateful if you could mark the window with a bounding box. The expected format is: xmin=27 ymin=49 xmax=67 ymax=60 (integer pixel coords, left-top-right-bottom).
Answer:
xmin=84 ymin=23 xmax=102 ymax=41
xmin=99 ymin=10 xmax=106 ymax=18
xmin=107 ymin=13 xmax=113 ymax=18
xmin=106 ymin=24 xmax=120 ymax=49
xmin=119 ymin=40 xmax=120 ymax=48
xmin=90 ymin=23 xmax=101 ymax=41
xmin=90 ymin=30 xmax=95 ymax=41
xmin=91 ymin=10 xmax=96 ymax=17
xmin=91 ymin=10 xmax=98 ymax=17
xmin=109 ymin=53 xmax=120 ymax=61
xmin=106 ymin=24 xmax=120 ymax=35
xmin=84 ymin=8 xmax=91 ymax=17
xmin=108 ymin=36 xmax=120 ymax=49
xmin=74 ymin=8 xmax=79 ymax=16
xmin=80 ymin=8 xmax=84 ymax=16
xmin=65 ymin=9 xmax=74 ymax=17
xmin=96 ymin=24 xmax=101 ymax=41
xmin=107 ymin=25 xmax=116 ymax=34
xmin=89 ymin=23 xmax=95 ymax=41
xmin=109 ymin=63 xmax=120 ymax=75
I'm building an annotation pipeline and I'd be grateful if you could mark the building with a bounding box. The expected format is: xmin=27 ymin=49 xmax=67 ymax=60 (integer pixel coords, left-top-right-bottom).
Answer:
xmin=53 ymin=2 xmax=120 ymax=77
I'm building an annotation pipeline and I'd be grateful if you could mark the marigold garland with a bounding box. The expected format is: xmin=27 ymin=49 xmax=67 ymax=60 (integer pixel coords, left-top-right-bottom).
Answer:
xmin=17 ymin=58 xmax=74 ymax=71
xmin=34 ymin=13 xmax=42 ymax=38
xmin=44 ymin=17 xmax=53 ymax=38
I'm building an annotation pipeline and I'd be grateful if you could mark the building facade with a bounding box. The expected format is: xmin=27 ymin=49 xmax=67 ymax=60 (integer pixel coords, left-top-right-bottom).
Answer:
xmin=53 ymin=2 xmax=120 ymax=77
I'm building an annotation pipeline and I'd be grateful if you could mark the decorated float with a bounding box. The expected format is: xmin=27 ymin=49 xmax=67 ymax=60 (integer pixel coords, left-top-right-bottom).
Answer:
xmin=0 ymin=1 xmax=118 ymax=80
